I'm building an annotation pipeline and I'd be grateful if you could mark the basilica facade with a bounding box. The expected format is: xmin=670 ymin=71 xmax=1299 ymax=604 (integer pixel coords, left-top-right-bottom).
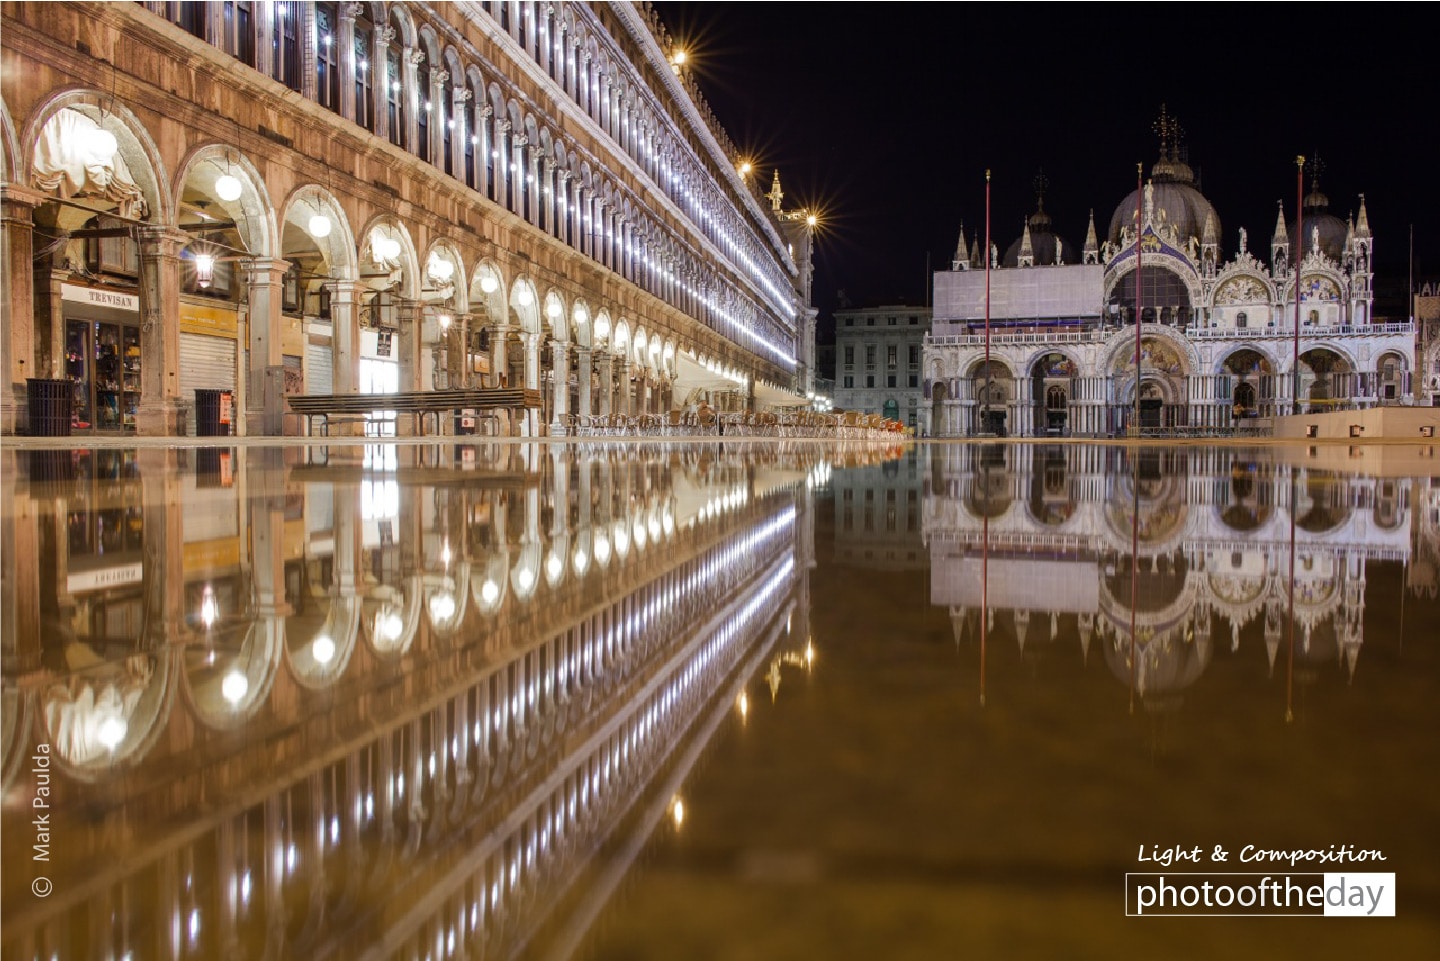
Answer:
xmin=924 ymin=137 xmax=1415 ymax=437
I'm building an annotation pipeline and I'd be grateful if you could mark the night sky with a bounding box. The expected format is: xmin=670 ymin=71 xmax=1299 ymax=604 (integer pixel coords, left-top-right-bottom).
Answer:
xmin=651 ymin=4 xmax=1439 ymax=339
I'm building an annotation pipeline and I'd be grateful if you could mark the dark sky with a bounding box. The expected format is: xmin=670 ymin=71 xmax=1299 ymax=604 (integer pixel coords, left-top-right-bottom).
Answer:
xmin=651 ymin=3 xmax=1438 ymax=339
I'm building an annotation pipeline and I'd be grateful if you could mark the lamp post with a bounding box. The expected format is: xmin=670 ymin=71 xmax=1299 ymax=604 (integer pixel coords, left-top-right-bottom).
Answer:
xmin=1132 ymin=162 xmax=1142 ymax=436
xmin=982 ymin=169 xmax=991 ymax=436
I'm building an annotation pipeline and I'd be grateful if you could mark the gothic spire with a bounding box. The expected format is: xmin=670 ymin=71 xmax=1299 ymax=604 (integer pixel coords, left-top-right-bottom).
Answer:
xmin=1018 ymin=216 xmax=1034 ymax=267
xmin=1355 ymin=193 xmax=1371 ymax=238
xmin=1082 ymin=208 xmax=1098 ymax=263
xmin=766 ymin=170 xmax=783 ymax=212
xmin=953 ymin=223 xmax=968 ymax=270
xmin=1201 ymin=209 xmax=1217 ymax=246
xmin=1272 ymin=201 xmax=1289 ymax=243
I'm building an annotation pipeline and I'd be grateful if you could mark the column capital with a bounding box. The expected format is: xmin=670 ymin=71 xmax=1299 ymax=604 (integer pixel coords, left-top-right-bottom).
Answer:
xmin=135 ymin=224 xmax=191 ymax=256
xmin=0 ymin=183 xmax=48 ymax=212
xmin=407 ymin=49 xmax=426 ymax=67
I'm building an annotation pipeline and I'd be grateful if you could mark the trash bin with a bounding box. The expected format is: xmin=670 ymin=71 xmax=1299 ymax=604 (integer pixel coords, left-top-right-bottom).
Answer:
xmin=26 ymin=378 xmax=72 ymax=436
xmin=194 ymin=389 xmax=234 ymax=436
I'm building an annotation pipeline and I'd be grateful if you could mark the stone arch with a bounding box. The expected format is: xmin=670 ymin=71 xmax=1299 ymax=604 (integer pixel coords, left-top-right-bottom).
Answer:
xmin=39 ymin=649 xmax=176 ymax=782
xmin=176 ymin=144 xmax=279 ymax=258
xmin=1104 ymin=255 xmax=1203 ymax=325
xmin=612 ymin=318 xmax=631 ymax=358
xmin=280 ymin=185 xmax=358 ymax=280
xmin=470 ymin=259 xmax=507 ymax=327
xmin=422 ymin=238 xmax=468 ymax=313
xmin=362 ymin=575 xmax=423 ymax=658
xmin=1102 ymin=323 xmax=1199 ymax=379
xmin=633 ymin=327 xmax=649 ymax=368
xmin=24 ymin=88 xmax=173 ymax=225
xmin=593 ymin=308 xmax=613 ymax=349
xmin=389 ymin=3 xmax=418 ymax=49
xmin=0 ymin=91 xmax=19 ymax=181
xmin=1215 ymin=343 xmax=1278 ymax=376
xmin=542 ymin=288 xmax=569 ymax=341
xmin=571 ymin=300 xmax=593 ymax=348
xmin=509 ymin=276 xmax=540 ymax=333
xmin=360 ymin=216 xmax=419 ymax=299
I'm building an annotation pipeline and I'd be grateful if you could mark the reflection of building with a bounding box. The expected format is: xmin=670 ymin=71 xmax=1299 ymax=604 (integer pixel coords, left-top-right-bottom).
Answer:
xmin=925 ymin=445 xmax=1413 ymax=702
xmin=834 ymin=304 xmax=931 ymax=432
xmin=832 ymin=451 xmax=925 ymax=570
xmin=3 ymin=3 xmax=810 ymax=437
xmin=924 ymin=118 xmax=1414 ymax=436
xmin=1 ymin=443 xmax=823 ymax=958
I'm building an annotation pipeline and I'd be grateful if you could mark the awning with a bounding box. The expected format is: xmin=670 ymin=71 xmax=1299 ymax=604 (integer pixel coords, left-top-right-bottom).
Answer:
xmin=753 ymin=380 xmax=807 ymax=409
xmin=673 ymin=351 xmax=743 ymax=397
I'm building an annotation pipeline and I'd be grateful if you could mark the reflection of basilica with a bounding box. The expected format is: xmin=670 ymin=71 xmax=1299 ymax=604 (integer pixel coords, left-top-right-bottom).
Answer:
xmin=0 ymin=443 xmax=844 ymax=960
xmin=925 ymin=445 xmax=1416 ymax=703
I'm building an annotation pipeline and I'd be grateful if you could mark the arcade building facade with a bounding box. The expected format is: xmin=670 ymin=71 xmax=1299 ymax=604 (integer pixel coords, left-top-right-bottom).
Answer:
xmin=1 ymin=2 xmax=815 ymax=436
xmin=924 ymin=133 xmax=1415 ymax=437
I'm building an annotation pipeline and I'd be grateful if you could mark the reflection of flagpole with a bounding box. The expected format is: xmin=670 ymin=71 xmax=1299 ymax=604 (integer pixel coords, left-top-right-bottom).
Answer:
xmin=1129 ymin=449 xmax=1139 ymax=714
xmin=980 ymin=513 xmax=988 ymax=707
xmin=1286 ymin=465 xmax=1297 ymax=723
xmin=1293 ymin=155 xmax=1305 ymax=416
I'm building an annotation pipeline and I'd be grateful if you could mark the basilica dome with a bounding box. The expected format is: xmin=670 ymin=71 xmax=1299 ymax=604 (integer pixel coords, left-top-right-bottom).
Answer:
xmin=1107 ymin=153 xmax=1220 ymax=252
xmin=1289 ymin=186 xmax=1348 ymax=262
xmin=1003 ymin=205 xmax=1077 ymax=267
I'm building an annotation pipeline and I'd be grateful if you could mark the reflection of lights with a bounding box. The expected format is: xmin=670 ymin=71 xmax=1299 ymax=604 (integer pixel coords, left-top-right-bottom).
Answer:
xmin=285 ymin=844 xmax=297 ymax=873
xmin=376 ymin=608 xmax=403 ymax=642
xmin=428 ymin=592 xmax=456 ymax=623
xmin=440 ymin=541 xmax=452 ymax=566
xmin=613 ymin=524 xmax=630 ymax=557
xmin=97 ymin=716 xmax=127 ymax=749
xmin=648 ymin=515 xmax=662 ymax=542
xmin=312 ymin=634 xmax=336 ymax=664
xmin=240 ymin=871 xmax=252 ymax=905
xmin=662 ymin=508 xmax=675 ymax=535
xmin=199 ymin=585 xmax=218 ymax=629
xmin=805 ymin=642 xmax=815 ymax=667
xmin=671 ymin=796 xmax=685 ymax=827
xmin=480 ymin=579 xmax=500 ymax=605
xmin=737 ymin=691 xmax=749 ymax=718
xmin=594 ymin=534 xmax=611 ymax=565
xmin=573 ymin=547 xmax=588 ymax=575
xmin=330 ymin=817 xmax=340 ymax=843
xmin=188 ymin=909 xmax=200 ymax=941
xmin=221 ymin=671 xmax=248 ymax=705
xmin=545 ymin=552 xmax=563 ymax=582
xmin=516 ymin=566 xmax=535 ymax=591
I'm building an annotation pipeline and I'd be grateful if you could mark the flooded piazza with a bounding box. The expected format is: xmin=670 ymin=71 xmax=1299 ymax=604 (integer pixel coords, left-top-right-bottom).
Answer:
xmin=1 ymin=440 xmax=1437 ymax=960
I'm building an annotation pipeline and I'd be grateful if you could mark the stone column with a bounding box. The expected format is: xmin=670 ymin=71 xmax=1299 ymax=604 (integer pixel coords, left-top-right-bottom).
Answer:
xmin=596 ymin=352 xmax=613 ymax=416
xmin=324 ymin=279 xmax=364 ymax=397
xmin=338 ymin=2 xmax=358 ymax=122
xmin=404 ymin=48 xmax=425 ymax=155
xmin=452 ymin=86 xmax=472 ymax=181
xmin=490 ymin=322 xmax=512 ymax=388
xmin=373 ymin=26 xmax=395 ymax=143
xmin=575 ymin=347 xmax=593 ymax=420
xmin=1 ymin=184 xmax=43 ymax=433
xmin=243 ymin=257 xmax=289 ymax=436
xmin=615 ymin=358 xmax=631 ymax=417
xmin=135 ymin=225 xmax=187 ymax=435
xmin=550 ymin=340 xmax=570 ymax=433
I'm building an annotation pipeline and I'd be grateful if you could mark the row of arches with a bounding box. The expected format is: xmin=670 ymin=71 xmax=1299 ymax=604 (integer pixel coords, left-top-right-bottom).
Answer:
xmin=927 ymin=332 xmax=1410 ymax=436
xmin=137 ymin=0 xmax=797 ymax=364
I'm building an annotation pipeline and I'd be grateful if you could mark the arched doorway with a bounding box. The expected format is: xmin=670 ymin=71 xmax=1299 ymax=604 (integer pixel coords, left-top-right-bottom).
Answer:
xmin=1222 ymin=348 xmax=1272 ymax=422
xmin=970 ymin=359 xmax=1010 ymax=436
xmin=1030 ymin=352 xmax=1076 ymax=435
xmin=930 ymin=380 xmax=949 ymax=437
xmin=1298 ymin=348 xmax=1352 ymax=413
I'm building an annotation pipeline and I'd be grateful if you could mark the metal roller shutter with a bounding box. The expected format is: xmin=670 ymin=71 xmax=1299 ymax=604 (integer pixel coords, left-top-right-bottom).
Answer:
xmin=179 ymin=333 xmax=237 ymax=436
xmin=307 ymin=343 xmax=333 ymax=395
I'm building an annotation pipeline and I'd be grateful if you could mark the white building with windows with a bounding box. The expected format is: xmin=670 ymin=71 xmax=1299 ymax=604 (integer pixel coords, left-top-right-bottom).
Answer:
xmin=833 ymin=303 xmax=930 ymax=433
xmin=923 ymin=120 xmax=1414 ymax=437
xmin=1 ymin=1 xmax=814 ymax=436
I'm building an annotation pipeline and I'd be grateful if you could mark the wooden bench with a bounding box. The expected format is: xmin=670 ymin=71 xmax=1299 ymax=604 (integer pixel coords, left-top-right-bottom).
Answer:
xmin=287 ymin=389 xmax=542 ymax=436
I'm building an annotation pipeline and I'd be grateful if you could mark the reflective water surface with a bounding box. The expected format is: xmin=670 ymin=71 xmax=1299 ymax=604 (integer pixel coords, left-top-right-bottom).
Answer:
xmin=2 ymin=441 xmax=1437 ymax=959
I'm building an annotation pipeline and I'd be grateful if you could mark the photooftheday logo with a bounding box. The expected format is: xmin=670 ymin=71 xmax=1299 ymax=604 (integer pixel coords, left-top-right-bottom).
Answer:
xmin=1125 ymin=873 xmax=1396 ymax=917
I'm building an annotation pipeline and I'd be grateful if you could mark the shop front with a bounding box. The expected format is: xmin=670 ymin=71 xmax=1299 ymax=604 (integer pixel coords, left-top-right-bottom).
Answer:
xmin=61 ymin=283 xmax=142 ymax=433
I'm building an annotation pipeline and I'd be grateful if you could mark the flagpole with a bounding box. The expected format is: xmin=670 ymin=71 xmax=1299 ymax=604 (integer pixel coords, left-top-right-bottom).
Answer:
xmin=983 ymin=169 xmax=991 ymax=435
xmin=1132 ymin=162 xmax=1142 ymax=435
xmin=1293 ymin=155 xmax=1305 ymax=415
